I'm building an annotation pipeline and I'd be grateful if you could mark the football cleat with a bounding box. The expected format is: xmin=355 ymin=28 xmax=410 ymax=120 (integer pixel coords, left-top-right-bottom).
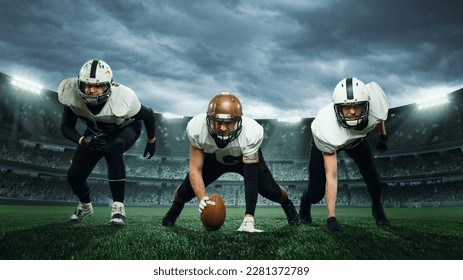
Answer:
xmin=299 ymin=196 xmax=312 ymax=224
xmin=162 ymin=201 xmax=184 ymax=227
xmin=237 ymin=216 xmax=264 ymax=233
xmin=108 ymin=201 xmax=126 ymax=227
xmin=326 ymin=217 xmax=341 ymax=232
xmin=282 ymin=199 xmax=301 ymax=225
xmin=372 ymin=203 xmax=390 ymax=226
xmin=69 ymin=202 xmax=93 ymax=223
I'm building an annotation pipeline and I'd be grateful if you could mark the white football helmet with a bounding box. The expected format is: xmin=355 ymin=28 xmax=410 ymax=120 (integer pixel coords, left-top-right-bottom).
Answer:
xmin=332 ymin=77 xmax=370 ymax=130
xmin=206 ymin=92 xmax=243 ymax=147
xmin=77 ymin=60 xmax=113 ymax=106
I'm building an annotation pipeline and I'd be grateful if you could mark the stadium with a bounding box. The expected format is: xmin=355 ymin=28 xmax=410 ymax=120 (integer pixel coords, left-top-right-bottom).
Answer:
xmin=0 ymin=72 xmax=462 ymax=260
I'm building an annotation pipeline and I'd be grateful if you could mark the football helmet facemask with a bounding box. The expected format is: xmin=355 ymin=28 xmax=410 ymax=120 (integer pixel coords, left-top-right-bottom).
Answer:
xmin=77 ymin=60 xmax=113 ymax=106
xmin=333 ymin=77 xmax=370 ymax=130
xmin=206 ymin=92 xmax=243 ymax=147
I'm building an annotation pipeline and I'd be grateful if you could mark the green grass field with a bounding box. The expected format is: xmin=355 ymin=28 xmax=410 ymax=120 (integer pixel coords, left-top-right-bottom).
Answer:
xmin=0 ymin=205 xmax=462 ymax=260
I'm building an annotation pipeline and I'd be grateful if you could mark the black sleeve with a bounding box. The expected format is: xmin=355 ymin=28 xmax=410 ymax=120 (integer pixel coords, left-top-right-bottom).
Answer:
xmin=133 ymin=105 xmax=156 ymax=140
xmin=243 ymin=162 xmax=259 ymax=216
xmin=60 ymin=106 xmax=81 ymax=144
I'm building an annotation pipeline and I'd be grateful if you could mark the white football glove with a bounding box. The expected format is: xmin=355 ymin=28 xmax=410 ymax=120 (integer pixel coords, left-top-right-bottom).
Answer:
xmin=237 ymin=216 xmax=264 ymax=233
xmin=198 ymin=196 xmax=216 ymax=213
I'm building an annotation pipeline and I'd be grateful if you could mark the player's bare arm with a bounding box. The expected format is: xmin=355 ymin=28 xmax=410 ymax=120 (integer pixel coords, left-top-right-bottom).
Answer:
xmin=188 ymin=144 xmax=207 ymax=201
xmin=323 ymin=152 xmax=338 ymax=218
xmin=242 ymin=151 xmax=259 ymax=164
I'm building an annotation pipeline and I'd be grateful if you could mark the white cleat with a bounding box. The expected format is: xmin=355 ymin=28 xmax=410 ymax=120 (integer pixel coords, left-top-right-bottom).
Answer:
xmin=108 ymin=201 xmax=126 ymax=227
xmin=69 ymin=202 xmax=93 ymax=223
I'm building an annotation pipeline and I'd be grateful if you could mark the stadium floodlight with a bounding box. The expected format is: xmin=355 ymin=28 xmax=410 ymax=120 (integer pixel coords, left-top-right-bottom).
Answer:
xmin=416 ymin=93 xmax=449 ymax=110
xmin=11 ymin=76 xmax=43 ymax=94
xmin=162 ymin=113 xmax=184 ymax=119
xmin=277 ymin=117 xmax=301 ymax=123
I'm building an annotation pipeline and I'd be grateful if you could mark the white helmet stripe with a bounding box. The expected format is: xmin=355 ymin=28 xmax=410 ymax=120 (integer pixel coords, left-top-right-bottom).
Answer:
xmin=215 ymin=114 xmax=232 ymax=119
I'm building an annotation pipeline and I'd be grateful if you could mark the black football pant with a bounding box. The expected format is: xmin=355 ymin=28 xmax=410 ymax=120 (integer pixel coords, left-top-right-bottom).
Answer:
xmin=176 ymin=149 xmax=284 ymax=215
xmin=302 ymin=138 xmax=383 ymax=206
xmin=67 ymin=121 xmax=142 ymax=203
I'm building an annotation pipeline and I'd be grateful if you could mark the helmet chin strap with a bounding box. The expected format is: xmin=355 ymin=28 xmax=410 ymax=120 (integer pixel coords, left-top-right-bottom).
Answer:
xmin=214 ymin=138 xmax=229 ymax=149
xmin=345 ymin=119 xmax=360 ymax=126
xmin=83 ymin=93 xmax=110 ymax=106
xmin=349 ymin=119 xmax=368 ymax=130
xmin=211 ymin=131 xmax=232 ymax=148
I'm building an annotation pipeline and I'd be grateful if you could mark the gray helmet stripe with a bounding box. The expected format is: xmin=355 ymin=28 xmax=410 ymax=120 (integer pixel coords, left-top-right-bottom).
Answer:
xmin=346 ymin=77 xmax=353 ymax=99
xmin=90 ymin=60 xmax=99 ymax=78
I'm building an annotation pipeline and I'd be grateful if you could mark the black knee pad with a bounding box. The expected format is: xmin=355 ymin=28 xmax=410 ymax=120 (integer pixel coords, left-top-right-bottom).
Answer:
xmin=67 ymin=167 xmax=86 ymax=186
xmin=105 ymin=139 xmax=126 ymax=157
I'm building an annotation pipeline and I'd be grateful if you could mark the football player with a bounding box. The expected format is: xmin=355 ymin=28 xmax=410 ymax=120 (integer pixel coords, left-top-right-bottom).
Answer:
xmin=162 ymin=92 xmax=301 ymax=232
xmin=299 ymin=77 xmax=390 ymax=232
xmin=58 ymin=59 xmax=157 ymax=227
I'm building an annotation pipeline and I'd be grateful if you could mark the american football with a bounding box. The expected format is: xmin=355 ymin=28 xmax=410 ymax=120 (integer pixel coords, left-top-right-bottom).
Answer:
xmin=200 ymin=194 xmax=226 ymax=231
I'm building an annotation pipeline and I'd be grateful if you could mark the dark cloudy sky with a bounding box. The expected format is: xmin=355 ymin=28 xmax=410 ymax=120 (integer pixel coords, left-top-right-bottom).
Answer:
xmin=1 ymin=0 xmax=462 ymax=118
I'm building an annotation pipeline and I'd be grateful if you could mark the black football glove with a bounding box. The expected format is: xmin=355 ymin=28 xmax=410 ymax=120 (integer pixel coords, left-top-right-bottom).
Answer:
xmin=143 ymin=141 xmax=156 ymax=159
xmin=326 ymin=217 xmax=341 ymax=232
xmin=81 ymin=134 xmax=107 ymax=151
xmin=376 ymin=134 xmax=388 ymax=153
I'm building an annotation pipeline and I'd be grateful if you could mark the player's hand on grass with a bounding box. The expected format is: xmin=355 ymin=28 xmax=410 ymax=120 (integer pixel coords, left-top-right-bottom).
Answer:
xmin=326 ymin=217 xmax=341 ymax=232
xmin=198 ymin=196 xmax=215 ymax=213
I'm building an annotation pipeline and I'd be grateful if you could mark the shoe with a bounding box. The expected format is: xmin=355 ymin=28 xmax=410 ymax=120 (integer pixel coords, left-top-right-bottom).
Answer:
xmin=282 ymin=199 xmax=301 ymax=225
xmin=326 ymin=217 xmax=341 ymax=232
xmin=299 ymin=196 xmax=312 ymax=224
xmin=162 ymin=201 xmax=184 ymax=227
xmin=237 ymin=216 xmax=264 ymax=233
xmin=108 ymin=201 xmax=126 ymax=227
xmin=69 ymin=202 xmax=93 ymax=222
xmin=372 ymin=203 xmax=390 ymax=226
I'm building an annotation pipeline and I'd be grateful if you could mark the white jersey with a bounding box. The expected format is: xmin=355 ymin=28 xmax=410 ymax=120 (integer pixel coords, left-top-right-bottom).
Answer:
xmin=311 ymin=82 xmax=388 ymax=153
xmin=187 ymin=113 xmax=263 ymax=165
xmin=58 ymin=77 xmax=141 ymax=133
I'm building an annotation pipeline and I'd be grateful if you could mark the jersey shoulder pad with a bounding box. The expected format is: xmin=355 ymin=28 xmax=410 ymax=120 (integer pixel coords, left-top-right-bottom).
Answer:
xmin=239 ymin=116 xmax=263 ymax=155
xmin=186 ymin=113 xmax=208 ymax=149
xmin=109 ymin=84 xmax=141 ymax=117
xmin=366 ymin=82 xmax=388 ymax=121
xmin=241 ymin=116 xmax=263 ymax=140
xmin=57 ymin=78 xmax=79 ymax=106
xmin=311 ymin=104 xmax=341 ymax=153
